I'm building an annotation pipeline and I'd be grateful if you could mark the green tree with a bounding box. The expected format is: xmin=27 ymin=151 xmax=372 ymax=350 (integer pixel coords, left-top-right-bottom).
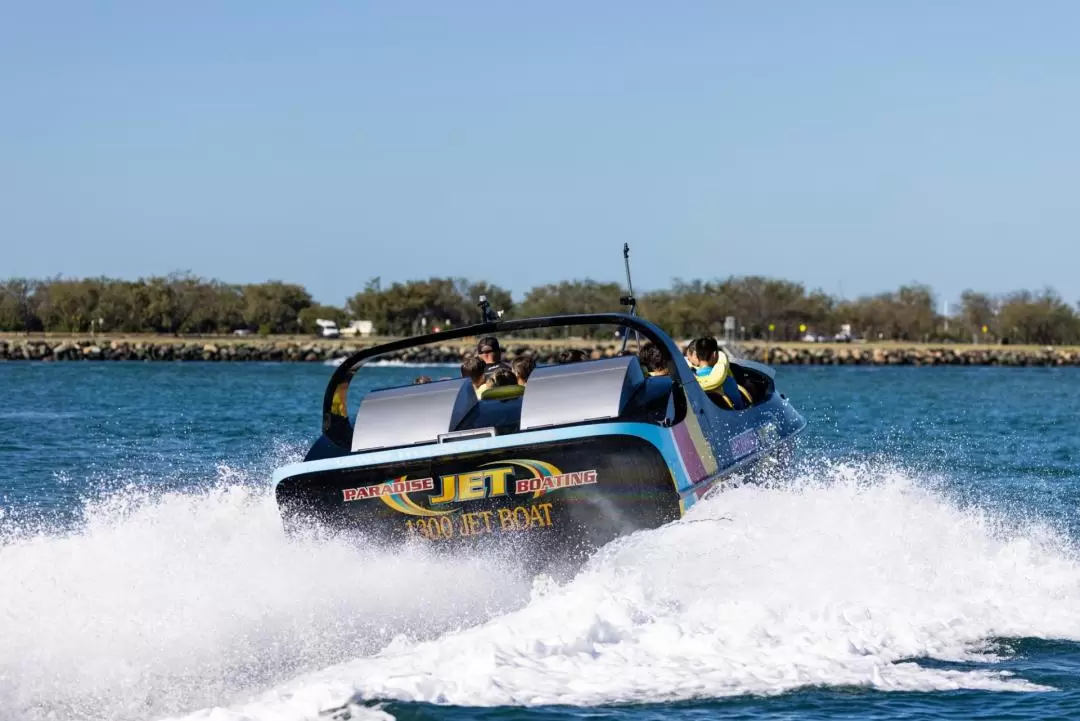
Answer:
xmin=959 ymin=290 xmax=998 ymax=342
xmin=33 ymin=278 xmax=104 ymax=332
xmin=5 ymin=270 xmax=1080 ymax=345
xmin=346 ymin=277 xmax=514 ymax=335
xmin=0 ymin=279 xmax=41 ymax=331
xmin=997 ymin=289 xmax=1079 ymax=345
xmin=517 ymin=280 xmax=623 ymax=337
xmin=240 ymin=281 xmax=313 ymax=334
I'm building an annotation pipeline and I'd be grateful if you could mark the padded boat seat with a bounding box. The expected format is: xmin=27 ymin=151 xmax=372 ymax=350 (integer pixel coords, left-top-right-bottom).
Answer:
xmin=519 ymin=355 xmax=645 ymax=431
xmin=351 ymin=378 xmax=478 ymax=452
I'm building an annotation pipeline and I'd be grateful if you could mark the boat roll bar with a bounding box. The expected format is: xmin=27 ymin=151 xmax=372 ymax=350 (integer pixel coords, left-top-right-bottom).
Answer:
xmin=321 ymin=312 xmax=691 ymax=449
xmin=618 ymin=242 xmax=639 ymax=354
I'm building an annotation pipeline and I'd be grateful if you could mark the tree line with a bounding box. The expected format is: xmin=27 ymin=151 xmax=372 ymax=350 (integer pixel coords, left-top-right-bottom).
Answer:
xmin=1 ymin=273 xmax=1078 ymax=345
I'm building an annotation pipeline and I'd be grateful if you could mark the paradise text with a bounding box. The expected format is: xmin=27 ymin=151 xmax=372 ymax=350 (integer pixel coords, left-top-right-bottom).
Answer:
xmin=342 ymin=477 xmax=434 ymax=502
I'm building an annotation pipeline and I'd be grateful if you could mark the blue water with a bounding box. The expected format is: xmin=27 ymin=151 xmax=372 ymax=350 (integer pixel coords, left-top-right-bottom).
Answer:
xmin=2 ymin=363 xmax=1080 ymax=721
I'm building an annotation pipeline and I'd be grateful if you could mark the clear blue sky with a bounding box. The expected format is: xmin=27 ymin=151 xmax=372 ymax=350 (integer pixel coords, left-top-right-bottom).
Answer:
xmin=2 ymin=2 xmax=1077 ymax=307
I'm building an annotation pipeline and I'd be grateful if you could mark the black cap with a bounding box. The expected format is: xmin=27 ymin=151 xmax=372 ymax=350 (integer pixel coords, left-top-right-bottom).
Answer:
xmin=477 ymin=336 xmax=500 ymax=354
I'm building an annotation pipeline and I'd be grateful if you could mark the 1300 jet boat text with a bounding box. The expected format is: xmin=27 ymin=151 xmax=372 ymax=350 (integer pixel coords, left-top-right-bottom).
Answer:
xmin=406 ymin=503 xmax=555 ymax=540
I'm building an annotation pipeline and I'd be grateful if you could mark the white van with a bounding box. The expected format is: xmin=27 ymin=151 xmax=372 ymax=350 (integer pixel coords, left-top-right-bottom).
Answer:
xmin=315 ymin=319 xmax=340 ymax=338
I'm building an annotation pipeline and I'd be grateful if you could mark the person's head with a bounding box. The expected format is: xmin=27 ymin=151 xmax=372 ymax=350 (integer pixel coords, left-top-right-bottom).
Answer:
xmin=476 ymin=336 xmax=501 ymax=365
xmin=460 ymin=355 xmax=486 ymax=388
xmin=489 ymin=366 xmax=517 ymax=388
xmin=412 ymin=375 xmax=433 ymax=384
xmin=557 ymin=348 xmax=588 ymax=364
xmin=684 ymin=340 xmax=698 ymax=368
xmin=511 ymin=354 xmax=536 ymax=385
xmin=638 ymin=341 xmax=667 ymax=375
xmin=692 ymin=336 xmax=720 ymax=367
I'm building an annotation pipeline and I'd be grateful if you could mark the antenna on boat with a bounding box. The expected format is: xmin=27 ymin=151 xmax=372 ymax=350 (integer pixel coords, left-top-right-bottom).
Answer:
xmin=619 ymin=243 xmax=639 ymax=352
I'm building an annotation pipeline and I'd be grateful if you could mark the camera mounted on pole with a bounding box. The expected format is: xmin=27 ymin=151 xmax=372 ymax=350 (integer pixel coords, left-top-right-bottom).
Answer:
xmin=477 ymin=295 xmax=503 ymax=324
xmin=619 ymin=243 xmax=640 ymax=352
xmin=619 ymin=243 xmax=637 ymax=316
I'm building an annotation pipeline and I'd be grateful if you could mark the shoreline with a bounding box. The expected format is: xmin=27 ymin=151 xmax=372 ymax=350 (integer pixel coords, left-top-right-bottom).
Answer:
xmin=1 ymin=337 xmax=1078 ymax=366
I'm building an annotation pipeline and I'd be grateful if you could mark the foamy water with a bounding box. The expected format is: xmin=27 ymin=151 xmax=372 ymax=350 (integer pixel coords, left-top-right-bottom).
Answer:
xmin=3 ymin=462 xmax=1080 ymax=721
xmin=0 ymin=470 xmax=532 ymax=721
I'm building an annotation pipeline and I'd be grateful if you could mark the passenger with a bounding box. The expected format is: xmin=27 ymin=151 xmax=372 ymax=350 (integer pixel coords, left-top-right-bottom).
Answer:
xmin=476 ymin=336 xmax=512 ymax=378
xmin=480 ymin=365 xmax=525 ymax=400
xmin=637 ymin=341 xmax=668 ymax=376
xmin=512 ymin=354 xmax=536 ymax=385
xmin=412 ymin=375 xmax=433 ymax=384
xmin=476 ymin=336 xmax=503 ymax=365
xmin=557 ymin=348 xmax=588 ymax=364
xmin=489 ymin=366 xmax=518 ymax=387
xmin=684 ymin=341 xmax=698 ymax=370
xmin=460 ymin=355 xmax=488 ymax=398
xmin=692 ymin=337 xmax=751 ymax=410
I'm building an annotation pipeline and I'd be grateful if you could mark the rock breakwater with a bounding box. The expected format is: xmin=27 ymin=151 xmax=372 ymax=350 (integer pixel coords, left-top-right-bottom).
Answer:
xmin=1 ymin=338 xmax=1078 ymax=366
xmin=736 ymin=343 xmax=1080 ymax=366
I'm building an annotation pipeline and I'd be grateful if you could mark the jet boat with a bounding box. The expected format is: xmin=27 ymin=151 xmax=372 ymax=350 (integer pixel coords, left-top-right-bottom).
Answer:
xmin=272 ymin=311 xmax=806 ymax=564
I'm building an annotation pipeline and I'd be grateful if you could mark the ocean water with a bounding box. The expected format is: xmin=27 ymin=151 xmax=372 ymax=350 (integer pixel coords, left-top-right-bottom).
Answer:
xmin=1 ymin=362 xmax=1079 ymax=721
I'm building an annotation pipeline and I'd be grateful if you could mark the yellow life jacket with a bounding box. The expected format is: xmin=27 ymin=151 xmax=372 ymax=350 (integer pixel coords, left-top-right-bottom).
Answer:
xmin=695 ymin=354 xmax=731 ymax=392
xmin=696 ymin=354 xmax=753 ymax=408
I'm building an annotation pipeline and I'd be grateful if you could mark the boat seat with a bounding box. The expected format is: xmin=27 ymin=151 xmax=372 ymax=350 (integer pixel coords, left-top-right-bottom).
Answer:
xmin=351 ymin=378 xmax=478 ymax=452
xmin=518 ymin=355 xmax=645 ymax=431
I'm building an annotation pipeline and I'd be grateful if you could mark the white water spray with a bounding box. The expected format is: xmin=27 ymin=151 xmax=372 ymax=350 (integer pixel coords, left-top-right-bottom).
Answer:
xmin=4 ymin=461 xmax=1080 ymax=721
xmin=177 ymin=463 xmax=1080 ymax=720
xmin=0 ymin=470 xmax=532 ymax=721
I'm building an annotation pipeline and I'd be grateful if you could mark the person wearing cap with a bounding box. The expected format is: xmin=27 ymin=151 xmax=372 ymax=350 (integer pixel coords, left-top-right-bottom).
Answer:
xmin=476 ymin=336 xmax=512 ymax=379
xmin=476 ymin=336 xmax=502 ymax=366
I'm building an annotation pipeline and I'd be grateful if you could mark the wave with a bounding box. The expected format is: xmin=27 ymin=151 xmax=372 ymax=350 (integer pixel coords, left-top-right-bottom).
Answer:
xmin=323 ymin=358 xmax=460 ymax=368
xmin=0 ymin=460 xmax=533 ymax=721
xmin=3 ymin=460 xmax=1080 ymax=721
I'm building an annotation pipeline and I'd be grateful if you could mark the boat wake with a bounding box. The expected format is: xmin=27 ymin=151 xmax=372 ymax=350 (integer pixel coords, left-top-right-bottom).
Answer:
xmin=323 ymin=358 xmax=460 ymax=368
xmin=3 ymin=459 xmax=1080 ymax=721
